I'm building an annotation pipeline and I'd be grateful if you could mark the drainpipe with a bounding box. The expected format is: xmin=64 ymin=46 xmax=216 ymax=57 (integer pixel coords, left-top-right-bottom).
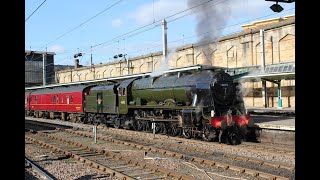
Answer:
xmin=195 ymin=52 xmax=202 ymax=65
xmin=270 ymin=36 xmax=274 ymax=64
xmin=192 ymin=45 xmax=194 ymax=65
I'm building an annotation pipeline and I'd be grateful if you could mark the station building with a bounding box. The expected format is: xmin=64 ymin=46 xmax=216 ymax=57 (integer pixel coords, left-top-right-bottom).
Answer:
xmin=54 ymin=15 xmax=295 ymax=108
xmin=25 ymin=51 xmax=56 ymax=87
xmin=25 ymin=51 xmax=76 ymax=87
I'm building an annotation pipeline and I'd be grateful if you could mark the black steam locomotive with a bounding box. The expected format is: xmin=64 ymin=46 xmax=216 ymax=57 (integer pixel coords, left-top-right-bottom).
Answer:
xmin=25 ymin=65 xmax=256 ymax=145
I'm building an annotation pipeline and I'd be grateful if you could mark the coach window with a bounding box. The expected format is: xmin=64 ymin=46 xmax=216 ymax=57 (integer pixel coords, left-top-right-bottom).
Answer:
xmin=67 ymin=96 xmax=70 ymax=104
xmin=61 ymin=96 xmax=64 ymax=103
xmin=34 ymin=96 xmax=38 ymax=104
xmin=56 ymin=95 xmax=59 ymax=104
xmin=70 ymin=96 xmax=73 ymax=103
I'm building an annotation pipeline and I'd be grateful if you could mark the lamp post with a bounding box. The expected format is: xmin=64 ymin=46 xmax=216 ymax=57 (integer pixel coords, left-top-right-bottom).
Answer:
xmin=114 ymin=53 xmax=129 ymax=75
xmin=42 ymin=53 xmax=47 ymax=86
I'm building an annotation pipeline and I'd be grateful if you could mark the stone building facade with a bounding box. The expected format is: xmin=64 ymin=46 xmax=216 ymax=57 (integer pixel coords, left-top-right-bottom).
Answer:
xmin=55 ymin=15 xmax=295 ymax=108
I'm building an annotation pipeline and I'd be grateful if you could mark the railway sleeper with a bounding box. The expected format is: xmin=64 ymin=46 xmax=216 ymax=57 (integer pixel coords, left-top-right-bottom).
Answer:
xmin=258 ymin=172 xmax=289 ymax=180
xmin=228 ymin=165 xmax=246 ymax=173
xmin=129 ymin=171 xmax=155 ymax=177
xmin=139 ymin=175 xmax=168 ymax=180
xmin=118 ymin=166 xmax=144 ymax=172
xmin=109 ymin=165 xmax=136 ymax=170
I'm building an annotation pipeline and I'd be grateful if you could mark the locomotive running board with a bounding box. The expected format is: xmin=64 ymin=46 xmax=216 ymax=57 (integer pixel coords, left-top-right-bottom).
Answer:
xmin=136 ymin=117 xmax=180 ymax=122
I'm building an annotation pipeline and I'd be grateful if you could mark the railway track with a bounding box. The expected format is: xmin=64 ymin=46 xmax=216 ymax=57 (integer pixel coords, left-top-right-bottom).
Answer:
xmin=240 ymin=142 xmax=295 ymax=156
xmin=94 ymin=126 xmax=295 ymax=161
xmin=25 ymin=132 xmax=116 ymax=180
xmin=63 ymin=128 xmax=294 ymax=179
xmin=27 ymin=125 xmax=293 ymax=179
xmin=90 ymin=129 xmax=295 ymax=171
xmin=25 ymin=117 xmax=295 ymax=172
xmin=25 ymin=117 xmax=295 ymax=159
xmin=25 ymin=156 xmax=55 ymax=180
xmin=25 ymin=129 xmax=195 ymax=180
xmin=26 ymin=118 xmax=295 ymax=179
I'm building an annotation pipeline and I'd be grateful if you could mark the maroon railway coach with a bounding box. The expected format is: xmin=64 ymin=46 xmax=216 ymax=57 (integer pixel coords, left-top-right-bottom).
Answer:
xmin=26 ymin=85 xmax=93 ymax=121
xmin=25 ymin=91 xmax=32 ymax=112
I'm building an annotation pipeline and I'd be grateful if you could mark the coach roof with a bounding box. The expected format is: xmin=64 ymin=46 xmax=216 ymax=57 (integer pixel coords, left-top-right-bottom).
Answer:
xmin=31 ymin=85 xmax=92 ymax=94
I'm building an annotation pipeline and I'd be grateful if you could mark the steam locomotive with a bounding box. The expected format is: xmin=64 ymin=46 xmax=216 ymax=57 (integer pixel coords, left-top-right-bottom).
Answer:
xmin=25 ymin=65 xmax=256 ymax=145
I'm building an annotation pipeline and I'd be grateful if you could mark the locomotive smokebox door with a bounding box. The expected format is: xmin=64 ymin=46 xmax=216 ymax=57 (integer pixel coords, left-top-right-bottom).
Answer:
xmin=97 ymin=93 xmax=103 ymax=113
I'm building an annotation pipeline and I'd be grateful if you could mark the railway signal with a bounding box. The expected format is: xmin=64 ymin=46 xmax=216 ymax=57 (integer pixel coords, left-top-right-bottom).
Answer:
xmin=265 ymin=0 xmax=295 ymax=13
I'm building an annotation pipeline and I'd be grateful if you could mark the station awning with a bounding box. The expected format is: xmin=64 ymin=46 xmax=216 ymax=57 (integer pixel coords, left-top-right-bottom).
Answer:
xmin=229 ymin=61 xmax=295 ymax=83
xmin=239 ymin=72 xmax=295 ymax=82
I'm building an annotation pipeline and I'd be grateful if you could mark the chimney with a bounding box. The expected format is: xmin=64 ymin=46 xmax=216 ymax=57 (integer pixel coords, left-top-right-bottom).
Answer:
xmin=74 ymin=58 xmax=79 ymax=69
xmin=74 ymin=53 xmax=82 ymax=69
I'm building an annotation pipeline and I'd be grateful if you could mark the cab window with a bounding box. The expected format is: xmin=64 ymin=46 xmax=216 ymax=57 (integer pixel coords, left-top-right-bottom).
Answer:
xmin=122 ymin=88 xmax=126 ymax=96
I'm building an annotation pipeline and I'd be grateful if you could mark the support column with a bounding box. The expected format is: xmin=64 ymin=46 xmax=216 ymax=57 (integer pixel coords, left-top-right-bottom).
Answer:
xmin=260 ymin=29 xmax=265 ymax=71
xmin=260 ymin=29 xmax=267 ymax=108
xmin=262 ymin=81 xmax=267 ymax=108
xmin=277 ymin=80 xmax=282 ymax=109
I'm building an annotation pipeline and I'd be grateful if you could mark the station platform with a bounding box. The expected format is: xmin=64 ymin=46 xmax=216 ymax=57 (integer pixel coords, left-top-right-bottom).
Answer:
xmin=245 ymin=107 xmax=295 ymax=131
xmin=247 ymin=107 xmax=295 ymax=116
xmin=251 ymin=114 xmax=295 ymax=131
xmin=249 ymin=110 xmax=295 ymax=145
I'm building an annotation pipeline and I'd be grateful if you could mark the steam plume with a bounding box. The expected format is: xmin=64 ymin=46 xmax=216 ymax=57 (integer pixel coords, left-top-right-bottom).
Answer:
xmin=187 ymin=0 xmax=231 ymax=65
xmin=150 ymin=49 xmax=176 ymax=77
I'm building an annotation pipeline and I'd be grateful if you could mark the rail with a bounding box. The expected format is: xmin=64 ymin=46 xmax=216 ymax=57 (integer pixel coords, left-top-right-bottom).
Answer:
xmin=25 ymin=156 xmax=55 ymax=180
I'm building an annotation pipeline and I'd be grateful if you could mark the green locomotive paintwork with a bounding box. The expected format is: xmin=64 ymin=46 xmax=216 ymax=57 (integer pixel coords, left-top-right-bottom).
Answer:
xmin=117 ymin=78 xmax=137 ymax=114
xmin=86 ymin=85 xmax=117 ymax=114
xmin=85 ymin=92 xmax=97 ymax=112
xmin=131 ymin=74 xmax=192 ymax=106
xmin=119 ymin=94 xmax=128 ymax=114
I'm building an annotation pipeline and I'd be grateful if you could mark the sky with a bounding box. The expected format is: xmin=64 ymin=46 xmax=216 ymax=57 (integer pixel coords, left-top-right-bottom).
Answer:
xmin=25 ymin=0 xmax=295 ymax=66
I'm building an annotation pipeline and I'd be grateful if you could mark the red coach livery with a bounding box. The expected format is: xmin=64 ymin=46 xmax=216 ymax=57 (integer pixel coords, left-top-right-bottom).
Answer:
xmin=26 ymin=85 xmax=92 ymax=120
